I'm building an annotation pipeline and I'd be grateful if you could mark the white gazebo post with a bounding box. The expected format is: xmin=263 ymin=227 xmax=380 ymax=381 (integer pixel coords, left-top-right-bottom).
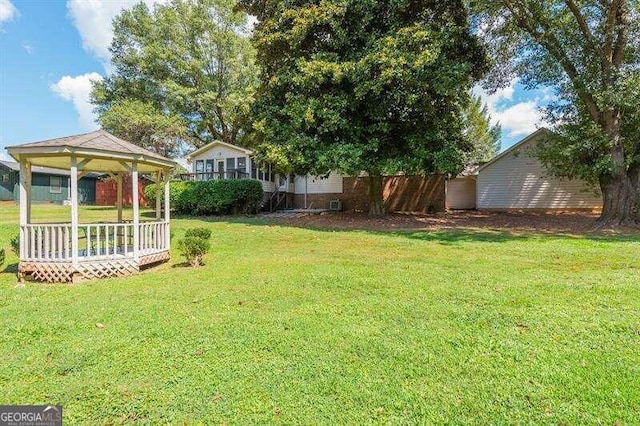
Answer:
xmin=155 ymin=170 xmax=162 ymax=220
xmin=70 ymin=156 xmax=79 ymax=269
xmin=116 ymin=173 xmax=123 ymax=223
xmin=163 ymin=171 xmax=171 ymax=249
xmin=18 ymin=161 xmax=32 ymax=262
xmin=132 ymin=162 xmax=139 ymax=261
xmin=18 ymin=161 xmax=31 ymax=225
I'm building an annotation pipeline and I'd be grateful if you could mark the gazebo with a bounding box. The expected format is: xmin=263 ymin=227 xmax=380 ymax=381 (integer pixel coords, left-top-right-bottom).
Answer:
xmin=6 ymin=130 xmax=176 ymax=283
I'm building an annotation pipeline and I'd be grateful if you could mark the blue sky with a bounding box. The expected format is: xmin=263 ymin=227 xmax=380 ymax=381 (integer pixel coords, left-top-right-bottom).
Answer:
xmin=1 ymin=0 xmax=548 ymax=162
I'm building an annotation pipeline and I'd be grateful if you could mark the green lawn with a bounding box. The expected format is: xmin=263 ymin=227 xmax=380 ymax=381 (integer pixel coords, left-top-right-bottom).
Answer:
xmin=0 ymin=204 xmax=639 ymax=423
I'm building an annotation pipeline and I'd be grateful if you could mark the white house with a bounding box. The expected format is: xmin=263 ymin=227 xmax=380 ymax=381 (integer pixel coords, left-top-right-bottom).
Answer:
xmin=475 ymin=129 xmax=601 ymax=210
xmin=186 ymin=140 xmax=278 ymax=193
xmin=184 ymin=140 xmax=446 ymax=212
xmin=185 ymin=140 xmax=349 ymax=209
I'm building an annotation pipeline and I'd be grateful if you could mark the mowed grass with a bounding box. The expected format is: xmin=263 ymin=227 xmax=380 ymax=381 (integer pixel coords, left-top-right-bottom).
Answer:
xmin=0 ymin=203 xmax=639 ymax=424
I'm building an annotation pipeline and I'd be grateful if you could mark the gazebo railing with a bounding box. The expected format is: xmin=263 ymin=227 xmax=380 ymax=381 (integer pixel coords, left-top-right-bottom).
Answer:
xmin=20 ymin=224 xmax=72 ymax=261
xmin=138 ymin=221 xmax=170 ymax=256
xmin=20 ymin=221 xmax=169 ymax=262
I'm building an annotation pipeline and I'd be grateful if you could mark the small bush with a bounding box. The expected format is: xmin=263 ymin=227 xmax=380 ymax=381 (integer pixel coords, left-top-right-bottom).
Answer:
xmin=177 ymin=227 xmax=212 ymax=267
xmin=184 ymin=227 xmax=212 ymax=240
xmin=10 ymin=234 xmax=19 ymax=257
xmin=0 ymin=248 xmax=5 ymax=269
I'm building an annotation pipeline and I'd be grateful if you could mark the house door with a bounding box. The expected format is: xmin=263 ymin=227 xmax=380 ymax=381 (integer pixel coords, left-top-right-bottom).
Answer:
xmin=218 ymin=161 xmax=225 ymax=179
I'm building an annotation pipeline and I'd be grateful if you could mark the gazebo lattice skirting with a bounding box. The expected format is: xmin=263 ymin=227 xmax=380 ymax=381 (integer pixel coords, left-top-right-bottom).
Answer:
xmin=6 ymin=130 xmax=176 ymax=283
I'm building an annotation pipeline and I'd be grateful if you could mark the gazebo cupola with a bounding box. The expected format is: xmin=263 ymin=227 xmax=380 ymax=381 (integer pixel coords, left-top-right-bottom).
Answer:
xmin=6 ymin=130 xmax=176 ymax=283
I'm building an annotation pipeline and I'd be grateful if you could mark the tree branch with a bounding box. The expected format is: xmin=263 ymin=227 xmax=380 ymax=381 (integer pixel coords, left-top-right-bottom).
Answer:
xmin=603 ymin=0 xmax=622 ymax=63
xmin=501 ymin=0 xmax=602 ymax=122
xmin=215 ymin=105 xmax=228 ymax=142
xmin=564 ymin=0 xmax=596 ymax=47
xmin=611 ymin=2 xmax=629 ymax=66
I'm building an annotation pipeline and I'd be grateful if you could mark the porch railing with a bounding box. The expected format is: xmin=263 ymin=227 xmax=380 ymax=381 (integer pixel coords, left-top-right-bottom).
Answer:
xmin=179 ymin=171 xmax=250 ymax=181
xmin=20 ymin=221 xmax=169 ymax=262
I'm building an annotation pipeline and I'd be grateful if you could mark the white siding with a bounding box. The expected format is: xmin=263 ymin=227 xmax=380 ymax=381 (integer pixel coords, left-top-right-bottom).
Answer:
xmin=446 ymin=177 xmax=476 ymax=210
xmin=477 ymin=138 xmax=601 ymax=209
xmin=191 ymin=145 xmax=248 ymax=172
xmin=190 ymin=142 xmax=277 ymax=191
xmin=261 ymin=180 xmax=276 ymax=192
xmin=294 ymin=173 xmax=344 ymax=194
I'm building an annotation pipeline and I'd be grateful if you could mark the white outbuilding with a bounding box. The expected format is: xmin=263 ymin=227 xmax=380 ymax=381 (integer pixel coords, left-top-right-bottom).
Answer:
xmin=476 ymin=129 xmax=602 ymax=210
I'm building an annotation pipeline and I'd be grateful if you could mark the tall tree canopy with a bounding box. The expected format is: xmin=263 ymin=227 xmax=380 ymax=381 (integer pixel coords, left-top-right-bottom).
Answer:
xmin=471 ymin=0 xmax=640 ymax=227
xmin=241 ymin=0 xmax=487 ymax=215
xmin=462 ymin=94 xmax=501 ymax=164
xmin=92 ymin=0 xmax=258 ymax=153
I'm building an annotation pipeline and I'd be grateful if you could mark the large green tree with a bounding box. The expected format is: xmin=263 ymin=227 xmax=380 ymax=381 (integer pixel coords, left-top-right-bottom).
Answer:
xmin=98 ymin=99 xmax=186 ymax=158
xmin=92 ymin=0 xmax=258 ymax=151
xmin=471 ymin=0 xmax=640 ymax=227
xmin=241 ymin=0 xmax=487 ymax=215
xmin=462 ymin=94 xmax=501 ymax=164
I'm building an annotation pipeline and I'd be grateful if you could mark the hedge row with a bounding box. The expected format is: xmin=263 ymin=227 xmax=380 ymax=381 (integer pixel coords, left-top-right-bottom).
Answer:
xmin=145 ymin=179 xmax=264 ymax=215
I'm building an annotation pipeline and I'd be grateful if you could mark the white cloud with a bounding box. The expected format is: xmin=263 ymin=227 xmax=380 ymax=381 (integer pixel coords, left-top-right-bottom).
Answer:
xmin=0 ymin=0 xmax=18 ymax=27
xmin=55 ymin=1 xmax=166 ymax=132
xmin=66 ymin=0 xmax=168 ymax=68
xmin=493 ymin=101 xmax=544 ymax=137
xmin=21 ymin=41 xmax=33 ymax=54
xmin=50 ymin=73 xmax=104 ymax=130
xmin=473 ymin=80 xmax=546 ymax=138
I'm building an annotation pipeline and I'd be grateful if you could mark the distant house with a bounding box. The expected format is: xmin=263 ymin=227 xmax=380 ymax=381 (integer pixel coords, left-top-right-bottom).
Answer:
xmin=185 ymin=140 xmax=278 ymax=193
xmin=186 ymin=132 xmax=602 ymax=213
xmin=0 ymin=160 xmax=98 ymax=204
xmin=475 ymin=129 xmax=601 ymax=210
xmin=183 ymin=140 xmax=446 ymax=213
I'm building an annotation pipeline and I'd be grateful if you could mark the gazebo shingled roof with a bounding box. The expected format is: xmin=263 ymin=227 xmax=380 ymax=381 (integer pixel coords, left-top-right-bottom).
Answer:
xmin=7 ymin=130 xmax=175 ymax=173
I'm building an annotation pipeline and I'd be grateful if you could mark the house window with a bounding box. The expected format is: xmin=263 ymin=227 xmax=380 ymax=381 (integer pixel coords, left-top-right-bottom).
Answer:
xmin=226 ymin=157 xmax=235 ymax=171
xmin=205 ymin=160 xmax=214 ymax=173
xmin=237 ymin=157 xmax=246 ymax=173
xmin=2 ymin=173 xmax=8 ymax=182
xmin=195 ymin=160 xmax=204 ymax=173
xmin=258 ymin=163 xmax=264 ymax=181
xmin=50 ymin=176 xmax=62 ymax=194
xmin=251 ymin=162 xmax=257 ymax=179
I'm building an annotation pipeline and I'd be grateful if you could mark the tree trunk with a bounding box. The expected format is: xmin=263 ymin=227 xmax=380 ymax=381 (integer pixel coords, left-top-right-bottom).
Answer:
xmin=368 ymin=173 xmax=385 ymax=216
xmin=596 ymin=173 xmax=640 ymax=229
xmin=595 ymin=117 xmax=640 ymax=229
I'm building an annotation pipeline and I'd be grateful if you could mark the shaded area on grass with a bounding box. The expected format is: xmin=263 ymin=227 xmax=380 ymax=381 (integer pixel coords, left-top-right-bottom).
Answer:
xmin=172 ymin=212 xmax=640 ymax=245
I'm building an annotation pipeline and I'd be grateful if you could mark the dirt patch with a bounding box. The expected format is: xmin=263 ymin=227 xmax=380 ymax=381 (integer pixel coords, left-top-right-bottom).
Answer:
xmin=265 ymin=210 xmax=640 ymax=236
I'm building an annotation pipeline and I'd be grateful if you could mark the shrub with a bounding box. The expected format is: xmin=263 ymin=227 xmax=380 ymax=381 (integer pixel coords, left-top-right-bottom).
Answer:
xmin=9 ymin=234 xmax=19 ymax=257
xmin=145 ymin=179 xmax=263 ymax=216
xmin=184 ymin=227 xmax=212 ymax=240
xmin=0 ymin=248 xmax=4 ymax=269
xmin=144 ymin=180 xmax=192 ymax=206
xmin=177 ymin=227 xmax=212 ymax=267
